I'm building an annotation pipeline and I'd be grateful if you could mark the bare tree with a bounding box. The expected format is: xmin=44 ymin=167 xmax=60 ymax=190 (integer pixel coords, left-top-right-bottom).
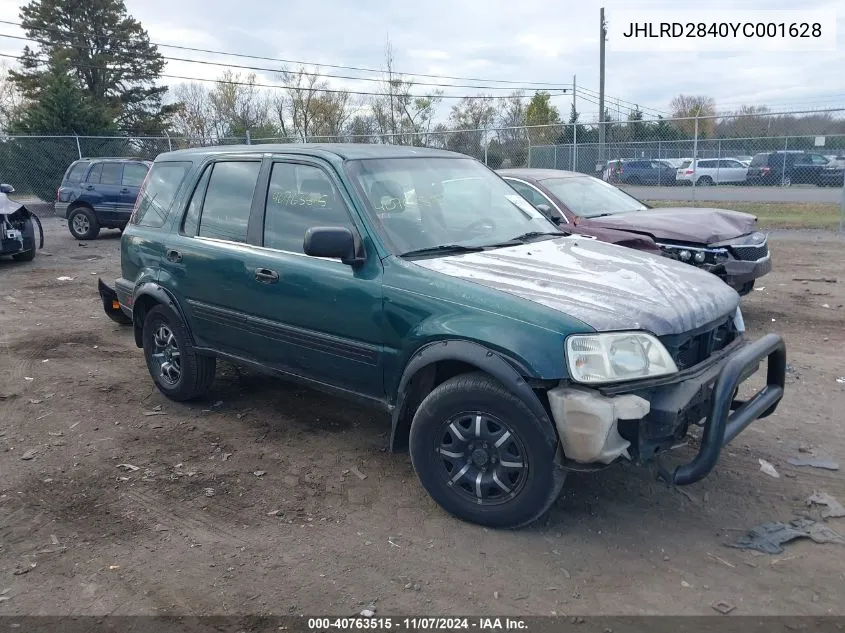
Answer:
xmin=669 ymin=94 xmax=717 ymax=137
xmin=170 ymin=82 xmax=215 ymax=141
xmin=371 ymin=37 xmax=441 ymax=145
xmin=0 ymin=61 xmax=25 ymax=131
xmin=274 ymin=66 xmax=356 ymax=141
xmin=209 ymin=70 xmax=275 ymax=139
xmin=446 ymin=96 xmax=496 ymax=159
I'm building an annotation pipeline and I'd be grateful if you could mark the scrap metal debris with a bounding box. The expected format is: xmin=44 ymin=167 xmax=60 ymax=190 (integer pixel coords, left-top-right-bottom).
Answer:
xmin=807 ymin=492 xmax=845 ymax=519
xmin=117 ymin=463 xmax=140 ymax=472
xmin=728 ymin=518 xmax=845 ymax=554
xmin=787 ymin=457 xmax=840 ymax=471
xmin=792 ymin=277 xmax=837 ymax=283
xmin=711 ymin=600 xmax=736 ymax=615
xmin=20 ymin=449 xmax=38 ymax=461
xmin=350 ymin=465 xmax=368 ymax=481
xmin=758 ymin=458 xmax=779 ymax=478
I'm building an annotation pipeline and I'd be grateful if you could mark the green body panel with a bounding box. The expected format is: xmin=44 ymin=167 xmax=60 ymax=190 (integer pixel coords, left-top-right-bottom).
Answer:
xmin=120 ymin=145 xmax=596 ymax=406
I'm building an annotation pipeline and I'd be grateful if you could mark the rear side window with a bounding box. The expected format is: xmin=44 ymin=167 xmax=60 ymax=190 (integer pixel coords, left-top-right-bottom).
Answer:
xmin=749 ymin=154 xmax=768 ymax=167
xmin=679 ymin=160 xmax=691 ymax=169
xmin=197 ymin=161 xmax=261 ymax=243
xmin=699 ymin=160 xmax=717 ymax=168
xmin=131 ymin=161 xmax=192 ymax=228
xmin=100 ymin=162 xmax=124 ymax=185
xmin=122 ymin=163 xmax=149 ymax=187
xmin=64 ymin=161 xmax=90 ymax=183
xmin=86 ymin=163 xmax=103 ymax=183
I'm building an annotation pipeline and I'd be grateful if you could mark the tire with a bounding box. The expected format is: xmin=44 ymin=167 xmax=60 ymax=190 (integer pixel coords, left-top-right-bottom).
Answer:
xmin=696 ymin=176 xmax=713 ymax=186
xmin=12 ymin=248 xmax=35 ymax=262
xmin=68 ymin=206 xmax=100 ymax=240
xmin=409 ymin=371 xmax=565 ymax=529
xmin=142 ymin=304 xmax=216 ymax=402
xmin=781 ymin=176 xmax=791 ymax=187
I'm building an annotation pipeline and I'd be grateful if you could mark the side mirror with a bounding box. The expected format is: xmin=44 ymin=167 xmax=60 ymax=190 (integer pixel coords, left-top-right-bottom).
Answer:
xmin=0 ymin=184 xmax=14 ymax=194
xmin=535 ymin=203 xmax=561 ymax=224
xmin=303 ymin=226 xmax=365 ymax=266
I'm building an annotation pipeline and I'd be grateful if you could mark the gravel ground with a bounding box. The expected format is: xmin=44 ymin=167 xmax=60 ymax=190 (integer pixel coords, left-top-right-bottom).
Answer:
xmin=1 ymin=216 xmax=844 ymax=617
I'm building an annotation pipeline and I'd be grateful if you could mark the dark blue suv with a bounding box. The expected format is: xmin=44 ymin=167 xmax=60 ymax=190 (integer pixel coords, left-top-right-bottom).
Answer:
xmin=55 ymin=158 xmax=151 ymax=239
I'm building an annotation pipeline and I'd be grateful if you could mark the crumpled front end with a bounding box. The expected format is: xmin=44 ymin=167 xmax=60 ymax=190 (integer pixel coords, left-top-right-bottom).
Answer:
xmin=657 ymin=231 xmax=771 ymax=295
xmin=546 ymin=327 xmax=786 ymax=486
xmin=0 ymin=196 xmax=42 ymax=257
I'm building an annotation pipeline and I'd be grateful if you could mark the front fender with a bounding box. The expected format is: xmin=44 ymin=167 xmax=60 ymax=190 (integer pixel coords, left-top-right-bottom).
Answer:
xmin=389 ymin=339 xmax=558 ymax=452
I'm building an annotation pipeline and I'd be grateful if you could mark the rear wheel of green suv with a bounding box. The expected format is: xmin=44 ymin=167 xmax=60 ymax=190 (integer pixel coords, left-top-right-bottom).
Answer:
xmin=409 ymin=372 xmax=565 ymax=528
xmin=142 ymin=304 xmax=216 ymax=401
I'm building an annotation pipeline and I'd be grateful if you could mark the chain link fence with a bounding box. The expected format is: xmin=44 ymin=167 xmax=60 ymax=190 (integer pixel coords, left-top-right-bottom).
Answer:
xmin=1 ymin=109 xmax=843 ymax=213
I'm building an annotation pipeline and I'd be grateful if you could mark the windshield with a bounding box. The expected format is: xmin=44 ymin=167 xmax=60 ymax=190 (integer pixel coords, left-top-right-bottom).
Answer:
xmin=346 ymin=157 xmax=560 ymax=255
xmin=539 ymin=175 xmax=648 ymax=218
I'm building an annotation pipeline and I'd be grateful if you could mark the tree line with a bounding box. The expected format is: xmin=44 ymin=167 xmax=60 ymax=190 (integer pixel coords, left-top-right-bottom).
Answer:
xmin=1 ymin=0 xmax=843 ymax=199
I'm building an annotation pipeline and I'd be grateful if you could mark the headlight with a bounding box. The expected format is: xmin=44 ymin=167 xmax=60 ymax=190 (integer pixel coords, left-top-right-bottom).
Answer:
xmin=694 ymin=251 xmax=706 ymax=264
xmin=566 ymin=332 xmax=679 ymax=384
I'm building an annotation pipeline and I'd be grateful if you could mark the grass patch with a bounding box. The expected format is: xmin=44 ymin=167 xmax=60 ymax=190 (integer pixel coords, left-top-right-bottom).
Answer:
xmin=644 ymin=200 xmax=843 ymax=230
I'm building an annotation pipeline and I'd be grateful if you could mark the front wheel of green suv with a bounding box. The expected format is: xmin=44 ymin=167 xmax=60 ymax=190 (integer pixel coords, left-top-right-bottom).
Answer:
xmin=409 ymin=372 xmax=565 ymax=528
xmin=142 ymin=304 xmax=216 ymax=401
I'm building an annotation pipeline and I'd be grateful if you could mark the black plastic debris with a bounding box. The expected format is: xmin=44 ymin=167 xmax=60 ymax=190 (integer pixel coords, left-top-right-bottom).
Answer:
xmin=727 ymin=518 xmax=845 ymax=554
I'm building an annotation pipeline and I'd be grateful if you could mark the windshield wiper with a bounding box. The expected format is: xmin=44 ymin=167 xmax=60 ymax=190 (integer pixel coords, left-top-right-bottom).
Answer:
xmin=399 ymin=244 xmax=486 ymax=258
xmin=484 ymin=231 xmax=566 ymax=248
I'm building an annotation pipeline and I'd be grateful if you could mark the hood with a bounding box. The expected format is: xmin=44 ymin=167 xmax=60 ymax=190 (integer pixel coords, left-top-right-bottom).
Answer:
xmin=0 ymin=192 xmax=24 ymax=216
xmin=568 ymin=225 xmax=662 ymax=255
xmin=583 ymin=207 xmax=757 ymax=244
xmin=413 ymin=236 xmax=739 ymax=337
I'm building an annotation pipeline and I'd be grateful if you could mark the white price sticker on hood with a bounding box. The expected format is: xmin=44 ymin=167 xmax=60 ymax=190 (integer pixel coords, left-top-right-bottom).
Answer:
xmin=505 ymin=194 xmax=544 ymax=219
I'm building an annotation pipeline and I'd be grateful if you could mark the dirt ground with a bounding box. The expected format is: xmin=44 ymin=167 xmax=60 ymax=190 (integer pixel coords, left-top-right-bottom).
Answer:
xmin=2 ymin=216 xmax=845 ymax=617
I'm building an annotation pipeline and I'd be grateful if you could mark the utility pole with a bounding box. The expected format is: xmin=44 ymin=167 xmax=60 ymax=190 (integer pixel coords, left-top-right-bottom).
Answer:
xmin=598 ymin=7 xmax=607 ymax=166
xmin=572 ymin=74 xmax=577 ymax=171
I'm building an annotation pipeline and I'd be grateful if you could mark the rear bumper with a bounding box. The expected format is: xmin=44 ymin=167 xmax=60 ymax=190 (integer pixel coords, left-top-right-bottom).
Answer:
xmin=54 ymin=202 xmax=70 ymax=218
xmin=97 ymin=278 xmax=133 ymax=325
xmin=723 ymin=255 xmax=772 ymax=289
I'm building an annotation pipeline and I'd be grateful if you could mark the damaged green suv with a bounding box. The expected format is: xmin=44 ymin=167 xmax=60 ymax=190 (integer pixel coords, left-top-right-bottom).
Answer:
xmin=100 ymin=145 xmax=786 ymax=528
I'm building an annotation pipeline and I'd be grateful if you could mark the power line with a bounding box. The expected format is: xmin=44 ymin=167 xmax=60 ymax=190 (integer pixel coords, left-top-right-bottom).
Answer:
xmin=0 ymin=18 xmax=573 ymax=88
xmin=0 ymin=52 xmax=567 ymax=100
xmin=576 ymin=86 xmax=668 ymax=117
xmin=0 ymin=31 xmax=573 ymax=93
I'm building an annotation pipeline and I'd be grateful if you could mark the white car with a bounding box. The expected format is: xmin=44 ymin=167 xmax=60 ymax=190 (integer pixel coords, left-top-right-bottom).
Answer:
xmin=676 ymin=158 xmax=749 ymax=186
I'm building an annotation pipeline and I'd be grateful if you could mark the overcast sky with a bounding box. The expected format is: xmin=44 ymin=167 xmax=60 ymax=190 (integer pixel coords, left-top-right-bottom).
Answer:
xmin=1 ymin=0 xmax=843 ymax=122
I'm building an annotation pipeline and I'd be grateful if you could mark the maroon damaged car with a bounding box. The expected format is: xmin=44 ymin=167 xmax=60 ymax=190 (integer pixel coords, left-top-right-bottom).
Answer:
xmin=499 ymin=168 xmax=770 ymax=295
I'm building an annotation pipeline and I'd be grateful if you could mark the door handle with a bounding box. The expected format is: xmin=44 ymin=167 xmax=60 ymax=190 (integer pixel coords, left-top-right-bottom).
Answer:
xmin=120 ymin=187 xmax=130 ymax=193
xmin=166 ymin=249 xmax=182 ymax=263
xmin=254 ymin=268 xmax=279 ymax=283
xmin=84 ymin=185 xmax=95 ymax=190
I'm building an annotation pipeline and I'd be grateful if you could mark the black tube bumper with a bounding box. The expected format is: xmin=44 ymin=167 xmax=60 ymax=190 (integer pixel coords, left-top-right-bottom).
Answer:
xmin=669 ymin=333 xmax=786 ymax=485
xmin=98 ymin=278 xmax=133 ymax=325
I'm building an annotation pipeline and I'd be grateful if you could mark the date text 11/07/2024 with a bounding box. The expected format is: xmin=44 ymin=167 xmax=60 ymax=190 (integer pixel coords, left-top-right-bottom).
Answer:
xmin=307 ymin=617 xmax=529 ymax=630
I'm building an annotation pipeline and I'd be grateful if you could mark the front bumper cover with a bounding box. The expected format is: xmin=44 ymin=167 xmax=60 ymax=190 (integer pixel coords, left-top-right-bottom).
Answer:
xmin=553 ymin=333 xmax=786 ymax=485
xmin=722 ymin=255 xmax=772 ymax=288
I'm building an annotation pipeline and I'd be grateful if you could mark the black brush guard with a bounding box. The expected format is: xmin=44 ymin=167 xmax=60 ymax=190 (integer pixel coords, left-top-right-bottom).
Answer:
xmin=668 ymin=333 xmax=786 ymax=486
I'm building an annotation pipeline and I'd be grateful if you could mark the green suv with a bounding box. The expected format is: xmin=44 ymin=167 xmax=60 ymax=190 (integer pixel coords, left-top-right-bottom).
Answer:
xmin=99 ymin=144 xmax=786 ymax=528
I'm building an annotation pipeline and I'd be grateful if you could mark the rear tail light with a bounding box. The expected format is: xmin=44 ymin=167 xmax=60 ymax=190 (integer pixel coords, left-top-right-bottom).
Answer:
xmin=761 ymin=167 xmax=771 ymax=174
xmin=685 ymin=169 xmax=694 ymax=175
xmin=56 ymin=188 xmax=60 ymax=201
